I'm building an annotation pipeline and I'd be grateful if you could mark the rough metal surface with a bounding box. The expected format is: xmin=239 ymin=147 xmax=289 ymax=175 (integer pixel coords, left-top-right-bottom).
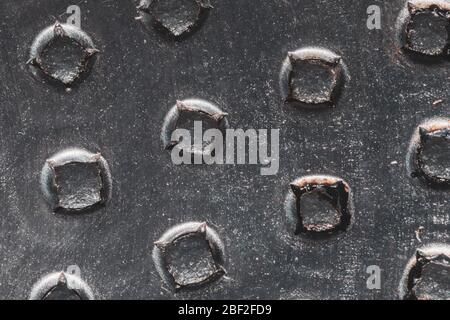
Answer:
xmin=0 ymin=0 xmax=448 ymax=299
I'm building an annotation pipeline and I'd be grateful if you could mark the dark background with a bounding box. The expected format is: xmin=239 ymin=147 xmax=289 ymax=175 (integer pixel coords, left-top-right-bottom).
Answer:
xmin=0 ymin=0 xmax=448 ymax=299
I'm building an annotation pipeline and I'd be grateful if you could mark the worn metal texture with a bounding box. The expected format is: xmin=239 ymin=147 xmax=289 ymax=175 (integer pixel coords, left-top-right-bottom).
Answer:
xmin=0 ymin=0 xmax=448 ymax=300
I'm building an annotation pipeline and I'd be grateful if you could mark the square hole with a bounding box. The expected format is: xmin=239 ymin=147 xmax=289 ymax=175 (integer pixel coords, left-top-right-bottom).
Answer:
xmin=299 ymin=191 xmax=341 ymax=232
xmin=165 ymin=233 xmax=220 ymax=287
xmin=414 ymin=259 xmax=450 ymax=300
xmin=54 ymin=161 xmax=102 ymax=210
xmin=404 ymin=6 xmax=450 ymax=56
xmin=289 ymin=59 xmax=338 ymax=104
xmin=419 ymin=128 xmax=450 ymax=182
